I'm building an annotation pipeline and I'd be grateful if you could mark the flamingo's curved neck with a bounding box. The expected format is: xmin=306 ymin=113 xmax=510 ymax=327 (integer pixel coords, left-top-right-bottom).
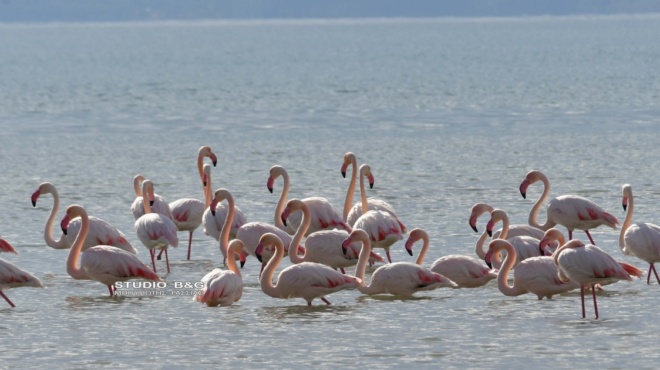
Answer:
xmin=495 ymin=243 xmax=526 ymax=296
xmin=203 ymin=171 xmax=212 ymax=209
xmin=474 ymin=230 xmax=490 ymax=259
xmin=343 ymin=157 xmax=358 ymax=222
xmin=414 ymin=233 xmax=430 ymax=266
xmin=142 ymin=182 xmax=152 ymax=214
xmin=358 ymin=169 xmax=368 ymax=214
xmin=260 ymin=239 xmax=285 ymax=298
xmin=274 ymin=172 xmax=290 ymax=232
xmin=289 ymin=204 xmax=310 ymax=264
xmin=620 ymin=188 xmax=634 ymax=251
xmin=226 ymin=243 xmax=242 ymax=277
xmin=44 ymin=186 xmax=67 ymax=249
xmin=66 ymin=209 xmax=89 ymax=280
xmin=497 ymin=213 xmax=510 ymax=240
xmin=196 ymin=149 xmax=206 ymax=184
xmin=529 ymin=174 xmax=555 ymax=231
xmin=133 ymin=176 xmax=144 ymax=196
xmin=353 ymin=235 xmax=382 ymax=295
xmin=219 ymin=196 xmax=235 ymax=257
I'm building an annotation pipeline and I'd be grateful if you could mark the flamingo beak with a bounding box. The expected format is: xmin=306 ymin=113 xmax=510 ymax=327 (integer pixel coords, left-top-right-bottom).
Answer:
xmin=210 ymin=199 xmax=218 ymax=216
xmin=622 ymin=197 xmax=628 ymax=212
xmin=367 ymin=174 xmax=375 ymax=189
xmin=469 ymin=216 xmax=478 ymax=233
xmin=484 ymin=250 xmax=493 ymax=269
xmin=266 ymin=177 xmax=274 ymax=194
xmin=61 ymin=214 xmax=70 ymax=235
xmin=519 ymin=179 xmax=530 ymax=199
xmin=31 ymin=189 xmax=41 ymax=207
xmin=210 ymin=152 xmax=218 ymax=167
xmin=341 ymin=238 xmax=351 ymax=255
xmin=341 ymin=163 xmax=349 ymax=178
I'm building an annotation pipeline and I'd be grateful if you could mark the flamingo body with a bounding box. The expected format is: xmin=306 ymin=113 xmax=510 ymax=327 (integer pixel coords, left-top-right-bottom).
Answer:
xmin=620 ymin=184 xmax=660 ymax=284
xmin=0 ymin=257 xmax=43 ymax=307
xmin=430 ymin=255 xmax=497 ymax=288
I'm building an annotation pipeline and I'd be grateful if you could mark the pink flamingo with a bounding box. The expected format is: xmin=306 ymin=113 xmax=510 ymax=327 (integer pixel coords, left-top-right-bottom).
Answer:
xmin=468 ymin=203 xmax=544 ymax=239
xmin=485 ymin=239 xmax=579 ymax=300
xmin=619 ymin=184 xmax=660 ymax=284
xmin=486 ymin=209 xmax=547 ymax=266
xmin=341 ymin=152 xmax=406 ymax=232
xmin=405 ymin=228 xmax=496 ymax=288
xmin=268 ymin=165 xmax=349 ymax=235
xmin=350 ymin=164 xmax=405 ymax=263
xmin=62 ymin=205 xmax=160 ymax=297
xmin=343 ymin=229 xmax=457 ymax=297
xmin=202 ymin=164 xmax=248 ymax=247
xmin=194 ymin=239 xmax=244 ymax=307
xmin=519 ymin=170 xmax=619 ymax=245
xmin=130 ymin=174 xmax=173 ymax=220
xmin=552 ymin=238 xmax=643 ymax=319
xmin=281 ymin=199 xmax=384 ymax=273
xmin=32 ymin=182 xmax=136 ymax=254
xmin=169 ymin=146 xmax=219 ymax=260
xmin=207 ymin=188 xmax=247 ymax=266
xmin=257 ymin=233 xmax=361 ymax=306
xmin=0 ymin=238 xmax=43 ymax=307
xmin=135 ymin=180 xmax=179 ymax=273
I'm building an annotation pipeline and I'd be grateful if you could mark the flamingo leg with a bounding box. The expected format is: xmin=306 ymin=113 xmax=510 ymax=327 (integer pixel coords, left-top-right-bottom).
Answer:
xmin=385 ymin=249 xmax=392 ymax=264
xmin=321 ymin=297 xmax=332 ymax=305
xmin=584 ymin=230 xmax=596 ymax=245
xmin=108 ymin=285 xmax=115 ymax=297
xmin=580 ymin=285 xmax=586 ymax=319
xmin=648 ymin=263 xmax=660 ymax=285
xmin=186 ymin=231 xmax=193 ymax=260
xmin=0 ymin=291 xmax=16 ymax=308
xmin=157 ymin=249 xmax=164 ymax=260
xmin=165 ymin=248 xmax=170 ymax=273
xmin=591 ymin=284 xmax=599 ymax=319
xmin=340 ymin=268 xmax=346 ymax=274
xmin=259 ymin=262 xmax=266 ymax=280
xmin=568 ymin=230 xmax=573 ymax=241
xmin=150 ymin=249 xmax=157 ymax=273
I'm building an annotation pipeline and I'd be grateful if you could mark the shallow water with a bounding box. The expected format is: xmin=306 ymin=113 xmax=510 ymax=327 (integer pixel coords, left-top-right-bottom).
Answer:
xmin=2 ymin=15 xmax=660 ymax=368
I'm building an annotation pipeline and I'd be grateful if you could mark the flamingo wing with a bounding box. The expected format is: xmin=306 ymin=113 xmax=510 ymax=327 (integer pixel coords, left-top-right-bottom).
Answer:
xmin=623 ymin=222 xmax=660 ymax=262
xmin=81 ymin=246 xmax=159 ymax=286
xmin=549 ymin=195 xmax=619 ymax=230
xmin=347 ymin=198 xmax=406 ymax=232
xmin=196 ymin=268 xmax=243 ymax=306
xmin=135 ymin=213 xmax=179 ymax=249
xmin=0 ymin=258 xmax=43 ymax=289
xmin=430 ymin=255 xmax=496 ymax=288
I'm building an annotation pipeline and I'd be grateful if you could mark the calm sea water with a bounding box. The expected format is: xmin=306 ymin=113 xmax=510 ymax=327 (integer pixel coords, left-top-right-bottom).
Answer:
xmin=2 ymin=15 xmax=660 ymax=369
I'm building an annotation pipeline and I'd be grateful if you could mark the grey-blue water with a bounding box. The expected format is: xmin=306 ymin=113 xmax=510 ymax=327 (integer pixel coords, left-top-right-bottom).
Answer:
xmin=2 ymin=15 xmax=660 ymax=368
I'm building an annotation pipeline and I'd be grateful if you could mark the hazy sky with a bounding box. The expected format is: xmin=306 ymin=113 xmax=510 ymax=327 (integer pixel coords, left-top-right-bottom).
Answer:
xmin=1 ymin=0 xmax=660 ymax=22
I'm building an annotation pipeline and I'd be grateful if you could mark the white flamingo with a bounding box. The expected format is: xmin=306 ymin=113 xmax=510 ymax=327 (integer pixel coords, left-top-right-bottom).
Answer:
xmin=169 ymin=145 xmax=219 ymax=260
xmin=134 ymin=180 xmax=179 ymax=273
xmin=31 ymin=182 xmax=136 ymax=254
xmin=202 ymin=164 xmax=248 ymax=247
xmin=343 ymin=229 xmax=457 ymax=297
xmin=553 ymin=238 xmax=643 ymax=319
xmin=351 ymin=164 xmax=405 ymax=263
xmin=341 ymin=152 xmax=406 ymax=232
xmin=268 ymin=165 xmax=349 ymax=235
xmin=281 ymin=199 xmax=384 ymax=273
xmin=0 ymin=238 xmax=43 ymax=307
xmin=405 ymin=228 xmax=496 ymax=288
xmin=257 ymin=233 xmax=361 ymax=306
xmin=519 ymin=170 xmax=619 ymax=245
xmin=619 ymin=184 xmax=660 ymax=284
xmin=130 ymin=174 xmax=173 ymax=220
xmin=62 ymin=205 xmax=160 ymax=297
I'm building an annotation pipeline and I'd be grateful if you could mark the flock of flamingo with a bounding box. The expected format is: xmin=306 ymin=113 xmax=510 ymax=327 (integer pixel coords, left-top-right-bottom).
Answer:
xmin=2 ymin=146 xmax=658 ymax=319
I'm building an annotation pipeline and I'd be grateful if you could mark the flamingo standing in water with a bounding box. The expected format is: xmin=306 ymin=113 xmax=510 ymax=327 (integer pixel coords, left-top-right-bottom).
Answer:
xmin=130 ymin=175 xmax=173 ymax=220
xmin=485 ymin=239 xmax=580 ymax=300
xmin=552 ymin=238 xmax=643 ymax=319
xmin=281 ymin=199 xmax=384 ymax=273
xmin=0 ymin=238 xmax=43 ymax=307
xmin=31 ymin=182 xmax=136 ymax=254
xmin=202 ymin=164 xmax=248 ymax=250
xmin=341 ymin=152 xmax=406 ymax=232
xmin=169 ymin=145 xmax=219 ymax=260
xmin=267 ymin=165 xmax=349 ymax=235
xmin=343 ymin=229 xmax=456 ymax=297
xmin=62 ymin=205 xmax=160 ymax=297
xmin=206 ymin=188 xmax=247 ymax=266
xmin=135 ymin=180 xmax=179 ymax=273
xmin=519 ymin=170 xmax=619 ymax=245
xmin=405 ymin=228 xmax=496 ymax=288
xmin=468 ymin=203 xmax=544 ymax=239
xmin=619 ymin=184 xmax=660 ymax=284
xmin=257 ymin=233 xmax=361 ymax=306
xmin=350 ymin=164 xmax=405 ymax=263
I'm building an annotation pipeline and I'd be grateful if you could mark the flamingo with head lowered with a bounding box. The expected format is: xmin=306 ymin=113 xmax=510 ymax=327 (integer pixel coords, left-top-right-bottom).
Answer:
xmin=0 ymin=238 xmax=43 ymax=307
xmin=519 ymin=170 xmax=619 ymax=245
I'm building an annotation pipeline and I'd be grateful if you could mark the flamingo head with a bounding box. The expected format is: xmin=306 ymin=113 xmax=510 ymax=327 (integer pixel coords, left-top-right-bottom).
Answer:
xmin=468 ymin=214 xmax=479 ymax=233
xmin=404 ymin=228 xmax=424 ymax=257
xmin=519 ymin=178 xmax=530 ymax=199
xmin=209 ymin=198 xmax=218 ymax=216
xmin=61 ymin=205 xmax=85 ymax=235
xmin=341 ymin=152 xmax=356 ymax=178
xmin=199 ymin=146 xmax=217 ymax=167
xmin=31 ymin=188 xmax=41 ymax=207
xmin=468 ymin=203 xmax=493 ymax=233
xmin=202 ymin=173 xmax=208 ymax=188
xmin=266 ymin=176 xmax=274 ymax=193
xmin=255 ymin=242 xmax=265 ymax=263
xmin=239 ymin=251 xmax=247 ymax=268
xmin=341 ymin=236 xmax=354 ymax=255
xmin=519 ymin=170 xmax=545 ymax=199
xmin=209 ymin=152 xmax=217 ymax=167
xmin=484 ymin=241 xmax=503 ymax=269
xmin=486 ymin=218 xmax=495 ymax=237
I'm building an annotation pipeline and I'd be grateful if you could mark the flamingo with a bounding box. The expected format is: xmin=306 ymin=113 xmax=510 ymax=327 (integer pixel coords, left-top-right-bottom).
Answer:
xmin=267 ymin=165 xmax=349 ymax=235
xmin=484 ymin=239 xmax=579 ymax=300
xmin=130 ymin=174 xmax=173 ymax=220
xmin=62 ymin=205 xmax=160 ymax=297
xmin=486 ymin=209 xmax=547 ymax=266
xmin=31 ymin=182 xmax=136 ymax=254
xmin=519 ymin=170 xmax=619 ymax=245
xmin=194 ymin=239 xmax=243 ymax=307
xmin=552 ymin=238 xmax=643 ymax=319
xmin=341 ymin=152 xmax=406 ymax=232
xmin=343 ymin=229 xmax=457 ymax=297
xmin=134 ymin=180 xmax=179 ymax=273
xmin=202 ymin=164 xmax=248 ymax=248
xmin=351 ymin=164 xmax=405 ymax=263
xmin=0 ymin=238 xmax=43 ymax=307
xmin=207 ymin=188 xmax=247 ymax=266
xmin=169 ymin=146 xmax=219 ymax=260
xmin=405 ymin=228 xmax=496 ymax=288
xmin=257 ymin=233 xmax=361 ymax=306
xmin=281 ymin=199 xmax=385 ymax=273
xmin=468 ymin=203 xmax=544 ymax=239
xmin=619 ymin=184 xmax=660 ymax=284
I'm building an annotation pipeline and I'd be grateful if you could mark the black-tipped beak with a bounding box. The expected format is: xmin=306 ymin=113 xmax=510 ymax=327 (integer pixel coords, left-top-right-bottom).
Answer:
xmin=342 ymin=246 xmax=348 ymax=255
xmin=268 ymin=187 xmax=273 ymax=194
xmin=341 ymin=171 xmax=346 ymax=178
xmin=471 ymin=225 xmax=478 ymax=233
xmin=211 ymin=209 xmax=216 ymax=216
xmin=62 ymin=227 xmax=68 ymax=235
xmin=539 ymin=247 xmax=545 ymax=256
xmin=149 ymin=200 xmax=155 ymax=206
xmin=406 ymin=248 xmax=413 ymax=257
xmin=487 ymin=230 xmax=493 ymax=237
xmin=369 ymin=183 xmax=374 ymax=189
xmin=486 ymin=261 xmax=492 ymax=269
xmin=282 ymin=217 xmax=287 ymax=227
xmin=256 ymin=254 xmax=263 ymax=263
xmin=212 ymin=159 xmax=217 ymax=167
xmin=32 ymin=200 xmax=36 ymax=207
xmin=240 ymin=260 xmax=246 ymax=268
xmin=623 ymin=204 xmax=627 ymax=211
